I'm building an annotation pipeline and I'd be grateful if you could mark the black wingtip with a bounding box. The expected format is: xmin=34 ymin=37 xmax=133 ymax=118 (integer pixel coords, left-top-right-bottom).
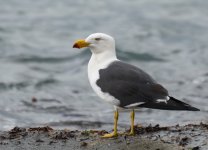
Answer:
xmin=169 ymin=96 xmax=200 ymax=111
xmin=138 ymin=96 xmax=200 ymax=111
xmin=187 ymin=106 xmax=200 ymax=111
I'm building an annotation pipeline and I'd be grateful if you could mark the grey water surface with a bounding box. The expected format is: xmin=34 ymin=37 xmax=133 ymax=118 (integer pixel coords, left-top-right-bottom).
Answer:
xmin=0 ymin=0 xmax=208 ymax=131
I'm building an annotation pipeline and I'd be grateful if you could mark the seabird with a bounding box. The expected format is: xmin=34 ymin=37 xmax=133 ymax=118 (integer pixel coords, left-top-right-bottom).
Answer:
xmin=73 ymin=33 xmax=200 ymax=138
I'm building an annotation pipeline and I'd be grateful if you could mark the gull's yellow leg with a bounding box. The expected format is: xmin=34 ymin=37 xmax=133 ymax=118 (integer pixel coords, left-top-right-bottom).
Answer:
xmin=129 ymin=109 xmax=135 ymax=135
xmin=102 ymin=109 xmax=119 ymax=138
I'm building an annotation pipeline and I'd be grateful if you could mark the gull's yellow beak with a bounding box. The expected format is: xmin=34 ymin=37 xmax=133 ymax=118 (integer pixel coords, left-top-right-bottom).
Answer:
xmin=73 ymin=39 xmax=90 ymax=49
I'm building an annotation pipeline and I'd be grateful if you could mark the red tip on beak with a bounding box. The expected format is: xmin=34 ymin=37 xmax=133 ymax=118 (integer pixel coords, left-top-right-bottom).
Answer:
xmin=73 ymin=43 xmax=80 ymax=49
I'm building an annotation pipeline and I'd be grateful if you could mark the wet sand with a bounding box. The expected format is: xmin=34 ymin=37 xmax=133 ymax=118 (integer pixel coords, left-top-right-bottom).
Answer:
xmin=0 ymin=123 xmax=207 ymax=150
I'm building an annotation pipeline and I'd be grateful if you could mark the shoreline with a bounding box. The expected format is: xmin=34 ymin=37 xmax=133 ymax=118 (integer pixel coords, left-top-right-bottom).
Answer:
xmin=0 ymin=123 xmax=207 ymax=150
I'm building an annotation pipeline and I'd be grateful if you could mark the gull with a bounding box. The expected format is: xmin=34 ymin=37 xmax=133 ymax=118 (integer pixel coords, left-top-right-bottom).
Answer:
xmin=73 ymin=33 xmax=199 ymax=138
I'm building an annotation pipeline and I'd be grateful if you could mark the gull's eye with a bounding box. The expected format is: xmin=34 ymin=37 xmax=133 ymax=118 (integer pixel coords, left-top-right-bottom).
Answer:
xmin=95 ymin=38 xmax=101 ymax=41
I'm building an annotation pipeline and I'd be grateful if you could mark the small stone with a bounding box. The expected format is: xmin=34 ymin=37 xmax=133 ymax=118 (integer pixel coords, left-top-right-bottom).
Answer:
xmin=192 ymin=146 xmax=200 ymax=150
xmin=36 ymin=139 xmax=44 ymax=142
xmin=32 ymin=97 xmax=38 ymax=103
xmin=80 ymin=142 xmax=88 ymax=147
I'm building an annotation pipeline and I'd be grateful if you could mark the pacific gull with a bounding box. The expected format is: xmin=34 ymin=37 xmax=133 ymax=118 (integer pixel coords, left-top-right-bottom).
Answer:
xmin=73 ymin=33 xmax=200 ymax=138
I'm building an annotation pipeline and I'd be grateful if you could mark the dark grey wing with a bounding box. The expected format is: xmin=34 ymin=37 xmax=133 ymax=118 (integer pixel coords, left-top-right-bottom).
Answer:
xmin=96 ymin=61 xmax=168 ymax=107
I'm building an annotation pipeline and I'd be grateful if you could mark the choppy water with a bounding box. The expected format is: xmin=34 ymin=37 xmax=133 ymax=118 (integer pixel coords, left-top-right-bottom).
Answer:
xmin=0 ymin=0 xmax=208 ymax=131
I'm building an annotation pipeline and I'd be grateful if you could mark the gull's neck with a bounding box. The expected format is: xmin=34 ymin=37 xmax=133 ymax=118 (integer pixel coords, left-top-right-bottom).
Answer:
xmin=88 ymin=49 xmax=118 ymax=72
xmin=92 ymin=50 xmax=117 ymax=63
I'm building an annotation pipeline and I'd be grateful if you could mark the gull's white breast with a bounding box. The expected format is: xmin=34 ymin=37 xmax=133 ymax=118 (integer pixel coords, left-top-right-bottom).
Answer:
xmin=88 ymin=56 xmax=120 ymax=106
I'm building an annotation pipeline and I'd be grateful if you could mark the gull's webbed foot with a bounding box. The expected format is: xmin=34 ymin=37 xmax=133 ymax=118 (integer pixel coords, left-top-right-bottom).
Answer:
xmin=102 ymin=132 xmax=118 ymax=138
xmin=128 ymin=129 xmax=135 ymax=136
